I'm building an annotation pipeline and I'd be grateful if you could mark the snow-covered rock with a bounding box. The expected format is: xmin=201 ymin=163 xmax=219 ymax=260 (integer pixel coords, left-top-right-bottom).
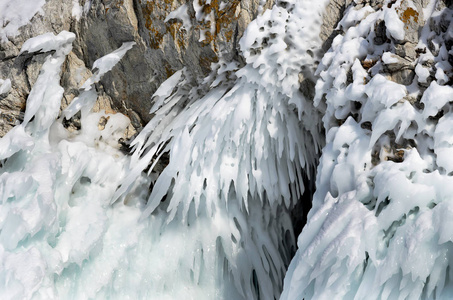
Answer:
xmin=282 ymin=1 xmax=453 ymax=299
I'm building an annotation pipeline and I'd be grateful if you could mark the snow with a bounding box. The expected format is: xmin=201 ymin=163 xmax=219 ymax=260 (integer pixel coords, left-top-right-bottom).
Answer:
xmin=384 ymin=7 xmax=405 ymax=41
xmin=72 ymin=0 xmax=82 ymax=21
xmin=382 ymin=52 xmax=399 ymax=64
xmin=415 ymin=62 xmax=430 ymax=83
xmin=365 ymin=74 xmax=406 ymax=108
xmin=421 ymin=81 xmax=453 ymax=118
xmin=0 ymin=0 xmax=45 ymax=42
xmin=0 ymin=78 xmax=11 ymax=95
xmin=164 ymin=4 xmax=192 ymax=31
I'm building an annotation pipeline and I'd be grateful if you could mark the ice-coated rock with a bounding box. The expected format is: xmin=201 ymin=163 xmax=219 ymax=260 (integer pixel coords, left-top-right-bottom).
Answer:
xmin=282 ymin=0 xmax=453 ymax=299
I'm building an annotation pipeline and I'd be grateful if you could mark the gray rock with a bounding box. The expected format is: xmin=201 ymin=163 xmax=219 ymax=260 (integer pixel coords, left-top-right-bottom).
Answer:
xmin=320 ymin=0 xmax=354 ymax=53
xmin=395 ymin=0 xmax=424 ymax=44
xmin=381 ymin=52 xmax=415 ymax=85
xmin=395 ymin=42 xmax=417 ymax=60
xmin=73 ymin=0 xmax=273 ymax=126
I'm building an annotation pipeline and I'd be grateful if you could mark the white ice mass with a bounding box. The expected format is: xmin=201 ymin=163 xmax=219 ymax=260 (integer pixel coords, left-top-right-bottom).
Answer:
xmin=1 ymin=0 xmax=453 ymax=299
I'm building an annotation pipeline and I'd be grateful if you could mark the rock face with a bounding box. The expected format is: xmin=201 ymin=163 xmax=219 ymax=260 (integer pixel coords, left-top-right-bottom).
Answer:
xmin=0 ymin=0 xmax=272 ymax=137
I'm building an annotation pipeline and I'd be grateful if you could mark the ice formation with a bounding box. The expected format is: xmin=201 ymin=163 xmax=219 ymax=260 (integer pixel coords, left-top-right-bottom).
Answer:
xmin=282 ymin=1 xmax=453 ymax=299
xmin=113 ymin=0 xmax=326 ymax=298
xmin=2 ymin=0 xmax=453 ymax=299
xmin=0 ymin=31 xmax=147 ymax=298
xmin=0 ymin=0 xmax=46 ymax=42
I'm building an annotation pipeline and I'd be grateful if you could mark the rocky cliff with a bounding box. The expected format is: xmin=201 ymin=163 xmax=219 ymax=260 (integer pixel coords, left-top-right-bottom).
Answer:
xmin=0 ymin=0 xmax=273 ymax=137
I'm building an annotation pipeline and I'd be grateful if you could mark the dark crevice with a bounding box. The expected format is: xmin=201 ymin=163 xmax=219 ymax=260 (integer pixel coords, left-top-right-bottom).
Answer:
xmin=132 ymin=0 xmax=146 ymax=44
xmin=291 ymin=171 xmax=317 ymax=240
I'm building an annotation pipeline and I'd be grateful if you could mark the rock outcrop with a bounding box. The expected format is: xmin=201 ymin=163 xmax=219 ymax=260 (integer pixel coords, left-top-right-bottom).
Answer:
xmin=0 ymin=0 xmax=273 ymax=137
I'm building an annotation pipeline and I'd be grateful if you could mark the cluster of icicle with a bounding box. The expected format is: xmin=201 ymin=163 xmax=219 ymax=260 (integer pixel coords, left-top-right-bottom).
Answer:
xmin=282 ymin=1 xmax=453 ymax=299
xmin=113 ymin=0 xmax=327 ymax=298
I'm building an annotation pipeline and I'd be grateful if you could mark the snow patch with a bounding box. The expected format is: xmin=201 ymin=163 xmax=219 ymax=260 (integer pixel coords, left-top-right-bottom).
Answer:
xmin=0 ymin=0 xmax=45 ymax=42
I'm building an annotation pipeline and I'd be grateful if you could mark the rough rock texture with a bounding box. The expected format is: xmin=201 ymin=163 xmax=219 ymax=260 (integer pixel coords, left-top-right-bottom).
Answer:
xmin=0 ymin=0 xmax=273 ymax=137
xmin=320 ymin=0 xmax=354 ymax=53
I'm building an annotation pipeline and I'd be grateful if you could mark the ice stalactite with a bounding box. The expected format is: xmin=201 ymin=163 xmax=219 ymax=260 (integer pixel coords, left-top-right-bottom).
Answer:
xmin=112 ymin=0 xmax=328 ymax=298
